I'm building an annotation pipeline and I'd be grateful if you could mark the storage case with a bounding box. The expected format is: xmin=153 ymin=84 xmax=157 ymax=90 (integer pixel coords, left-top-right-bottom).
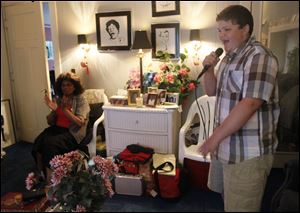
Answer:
xmin=114 ymin=174 xmax=144 ymax=196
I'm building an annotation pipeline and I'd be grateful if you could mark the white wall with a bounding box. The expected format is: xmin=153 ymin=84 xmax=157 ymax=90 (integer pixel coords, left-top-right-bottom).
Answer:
xmin=55 ymin=1 xmax=240 ymax=97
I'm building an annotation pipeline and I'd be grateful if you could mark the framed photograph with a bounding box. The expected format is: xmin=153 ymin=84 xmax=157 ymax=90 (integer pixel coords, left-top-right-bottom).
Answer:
xmin=146 ymin=93 xmax=158 ymax=107
xmin=151 ymin=23 xmax=180 ymax=59
xmin=127 ymin=89 xmax=141 ymax=106
xmin=152 ymin=1 xmax=180 ymax=17
xmin=148 ymin=86 xmax=158 ymax=94
xmin=96 ymin=11 xmax=131 ymax=51
xmin=157 ymin=89 xmax=167 ymax=105
xmin=165 ymin=92 xmax=179 ymax=105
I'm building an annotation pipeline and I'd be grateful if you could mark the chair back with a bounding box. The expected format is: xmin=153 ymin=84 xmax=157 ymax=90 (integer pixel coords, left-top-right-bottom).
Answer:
xmin=178 ymin=95 xmax=215 ymax=164
xmin=82 ymin=89 xmax=108 ymax=157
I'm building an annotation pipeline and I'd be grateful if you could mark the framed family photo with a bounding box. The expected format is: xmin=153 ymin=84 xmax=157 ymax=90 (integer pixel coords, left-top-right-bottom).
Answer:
xmin=96 ymin=11 xmax=131 ymax=51
xmin=151 ymin=23 xmax=180 ymax=59
xmin=152 ymin=1 xmax=180 ymax=17
xmin=165 ymin=92 xmax=179 ymax=105
xmin=127 ymin=89 xmax=141 ymax=106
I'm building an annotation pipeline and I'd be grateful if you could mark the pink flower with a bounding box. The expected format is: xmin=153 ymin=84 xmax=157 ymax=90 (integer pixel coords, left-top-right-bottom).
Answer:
xmin=154 ymin=74 xmax=162 ymax=84
xmin=179 ymin=68 xmax=188 ymax=76
xmin=127 ymin=68 xmax=141 ymax=89
xmin=74 ymin=205 xmax=86 ymax=212
xmin=188 ymin=82 xmax=196 ymax=91
xmin=166 ymin=73 xmax=175 ymax=84
xmin=25 ymin=172 xmax=36 ymax=190
xmin=159 ymin=64 xmax=168 ymax=71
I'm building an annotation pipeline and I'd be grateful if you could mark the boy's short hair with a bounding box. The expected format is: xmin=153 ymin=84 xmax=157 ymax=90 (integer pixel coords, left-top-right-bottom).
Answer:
xmin=216 ymin=5 xmax=253 ymax=36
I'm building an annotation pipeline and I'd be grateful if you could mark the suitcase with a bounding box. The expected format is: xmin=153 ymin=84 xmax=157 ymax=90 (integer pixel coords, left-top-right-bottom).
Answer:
xmin=114 ymin=174 xmax=144 ymax=196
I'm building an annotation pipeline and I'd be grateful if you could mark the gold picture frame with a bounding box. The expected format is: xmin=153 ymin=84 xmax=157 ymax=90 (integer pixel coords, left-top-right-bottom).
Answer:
xmin=127 ymin=89 xmax=141 ymax=106
xmin=147 ymin=86 xmax=158 ymax=94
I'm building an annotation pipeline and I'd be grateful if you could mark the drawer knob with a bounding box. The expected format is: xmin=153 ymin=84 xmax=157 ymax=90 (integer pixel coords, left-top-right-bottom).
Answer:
xmin=135 ymin=120 xmax=139 ymax=124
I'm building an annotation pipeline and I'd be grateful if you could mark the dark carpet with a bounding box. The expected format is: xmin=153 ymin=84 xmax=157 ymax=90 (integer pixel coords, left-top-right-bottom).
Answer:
xmin=1 ymin=141 xmax=284 ymax=212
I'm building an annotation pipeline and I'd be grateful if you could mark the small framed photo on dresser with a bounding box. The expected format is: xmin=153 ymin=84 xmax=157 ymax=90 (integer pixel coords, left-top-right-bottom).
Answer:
xmin=127 ymin=89 xmax=141 ymax=106
xmin=157 ymin=89 xmax=167 ymax=105
xmin=165 ymin=92 xmax=179 ymax=105
xmin=146 ymin=93 xmax=158 ymax=107
xmin=148 ymin=86 xmax=158 ymax=94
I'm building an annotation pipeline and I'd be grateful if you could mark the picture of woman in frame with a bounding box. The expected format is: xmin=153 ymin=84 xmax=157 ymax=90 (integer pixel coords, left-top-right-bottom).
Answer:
xmin=128 ymin=89 xmax=141 ymax=106
xmin=158 ymin=89 xmax=167 ymax=105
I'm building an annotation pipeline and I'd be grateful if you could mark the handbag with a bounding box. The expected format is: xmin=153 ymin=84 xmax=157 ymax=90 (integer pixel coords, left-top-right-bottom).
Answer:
xmin=153 ymin=160 xmax=182 ymax=201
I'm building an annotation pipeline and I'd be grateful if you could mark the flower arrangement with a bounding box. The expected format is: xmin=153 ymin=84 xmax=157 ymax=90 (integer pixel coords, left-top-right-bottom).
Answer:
xmin=126 ymin=68 xmax=141 ymax=89
xmin=149 ymin=50 xmax=198 ymax=104
xmin=26 ymin=150 xmax=119 ymax=212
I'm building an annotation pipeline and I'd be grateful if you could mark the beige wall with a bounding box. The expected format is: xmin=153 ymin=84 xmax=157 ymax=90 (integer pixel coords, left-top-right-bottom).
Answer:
xmin=55 ymin=1 xmax=240 ymax=98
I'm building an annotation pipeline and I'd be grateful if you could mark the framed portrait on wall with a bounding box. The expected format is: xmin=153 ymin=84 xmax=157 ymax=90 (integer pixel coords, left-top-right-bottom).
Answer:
xmin=152 ymin=1 xmax=180 ymax=17
xmin=96 ymin=11 xmax=131 ymax=51
xmin=151 ymin=23 xmax=180 ymax=59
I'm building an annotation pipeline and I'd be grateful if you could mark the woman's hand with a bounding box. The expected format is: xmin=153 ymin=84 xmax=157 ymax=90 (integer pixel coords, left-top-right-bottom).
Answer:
xmin=44 ymin=95 xmax=57 ymax=111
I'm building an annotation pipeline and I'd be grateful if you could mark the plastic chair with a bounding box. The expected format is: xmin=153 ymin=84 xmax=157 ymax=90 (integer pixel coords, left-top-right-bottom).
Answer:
xmin=82 ymin=89 xmax=108 ymax=157
xmin=178 ymin=95 xmax=215 ymax=164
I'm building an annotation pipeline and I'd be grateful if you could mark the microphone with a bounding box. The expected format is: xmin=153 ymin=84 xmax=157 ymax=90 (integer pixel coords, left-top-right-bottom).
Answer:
xmin=197 ymin=48 xmax=223 ymax=80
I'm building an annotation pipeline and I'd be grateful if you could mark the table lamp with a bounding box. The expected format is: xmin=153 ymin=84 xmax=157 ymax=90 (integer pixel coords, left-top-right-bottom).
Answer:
xmin=131 ymin=30 xmax=152 ymax=93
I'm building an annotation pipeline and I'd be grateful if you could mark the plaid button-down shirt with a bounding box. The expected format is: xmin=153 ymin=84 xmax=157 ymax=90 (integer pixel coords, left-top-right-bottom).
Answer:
xmin=214 ymin=37 xmax=280 ymax=164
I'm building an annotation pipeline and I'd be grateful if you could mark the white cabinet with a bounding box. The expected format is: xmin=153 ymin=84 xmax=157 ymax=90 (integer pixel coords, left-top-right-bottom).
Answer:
xmin=103 ymin=105 xmax=181 ymax=157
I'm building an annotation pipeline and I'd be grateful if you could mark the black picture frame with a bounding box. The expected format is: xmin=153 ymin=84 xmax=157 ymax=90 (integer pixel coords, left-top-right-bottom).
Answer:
xmin=96 ymin=11 xmax=131 ymax=51
xmin=146 ymin=93 xmax=158 ymax=107
xmin=152 ymin=1 xmax=180 ymax=17
xmin=151 ymin=23 xmax=180 ymax=59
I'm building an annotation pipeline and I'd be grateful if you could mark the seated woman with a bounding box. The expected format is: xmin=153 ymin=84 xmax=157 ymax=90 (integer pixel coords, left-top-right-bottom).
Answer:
xmin=32 ymin=72 xmax=90 ymax=183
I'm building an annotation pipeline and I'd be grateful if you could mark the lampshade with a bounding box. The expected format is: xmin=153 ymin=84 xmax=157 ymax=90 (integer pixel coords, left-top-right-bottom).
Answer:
xmin=131 ymin=31 xmax=151 ymax=50
xmin=189 ymin=29 xmax=201 ymax=41
xmin=77 ymin=34 xmax=87 ymax=44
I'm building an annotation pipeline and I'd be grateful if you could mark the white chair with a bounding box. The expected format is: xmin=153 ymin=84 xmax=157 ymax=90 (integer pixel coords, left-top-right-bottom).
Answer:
xmin=178 ymin=95 xmax=215 ymax=164
xmin=83 ymin=89 xmax=109 ymax=157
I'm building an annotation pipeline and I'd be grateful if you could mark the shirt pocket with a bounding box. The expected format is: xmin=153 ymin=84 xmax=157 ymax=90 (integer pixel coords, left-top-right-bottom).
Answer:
xmin=226 ymin=70 xmax=243 ymax=93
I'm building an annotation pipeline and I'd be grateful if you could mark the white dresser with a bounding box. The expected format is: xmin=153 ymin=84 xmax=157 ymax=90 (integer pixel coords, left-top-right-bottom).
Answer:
xmin=103 ymin=105 xmax=181 ymax=157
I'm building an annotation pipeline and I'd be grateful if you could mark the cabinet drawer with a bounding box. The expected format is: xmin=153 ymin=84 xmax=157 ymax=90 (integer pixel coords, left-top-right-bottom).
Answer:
xmin=107 ymin=130 xmax=168 ymax=153
xmin=106 ymin=110 xmax=168 ymax=132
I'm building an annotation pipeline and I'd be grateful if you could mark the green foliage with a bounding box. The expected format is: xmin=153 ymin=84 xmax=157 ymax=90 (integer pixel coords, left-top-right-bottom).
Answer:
xmin=151 ymin=50 xmax=199 ymax=104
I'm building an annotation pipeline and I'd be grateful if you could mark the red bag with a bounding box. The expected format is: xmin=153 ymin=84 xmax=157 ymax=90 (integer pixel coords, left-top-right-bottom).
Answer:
xmin=118 ymin=161 xmax=139 ymax=175
xmin=154 ymin=167 xmax=182 ymax=201
xmin=184 ymin=158 xmax=210 ymax=191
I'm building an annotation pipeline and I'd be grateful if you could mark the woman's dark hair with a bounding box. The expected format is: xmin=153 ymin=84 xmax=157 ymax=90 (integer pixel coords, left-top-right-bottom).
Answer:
xmin=216 ymin=5 xmax=253 ymax=36
xmin=54 ymin=72 xmax=84 ymax=97
xmin=106 ymin=19 xmax=120 ymax=32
